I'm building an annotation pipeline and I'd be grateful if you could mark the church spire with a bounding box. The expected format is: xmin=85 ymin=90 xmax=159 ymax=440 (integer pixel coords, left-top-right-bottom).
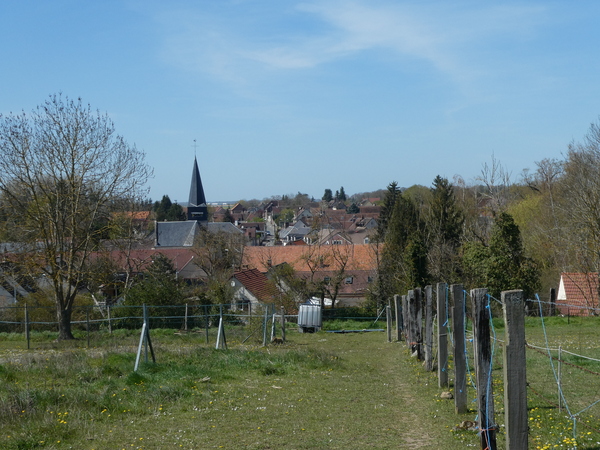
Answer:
xmin=187 ymin=156 xmax=208 ymax=223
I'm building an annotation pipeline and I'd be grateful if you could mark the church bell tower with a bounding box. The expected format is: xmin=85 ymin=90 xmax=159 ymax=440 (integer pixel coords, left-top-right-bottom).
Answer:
xmin=187 ymin=157 xmax=208 ymax=224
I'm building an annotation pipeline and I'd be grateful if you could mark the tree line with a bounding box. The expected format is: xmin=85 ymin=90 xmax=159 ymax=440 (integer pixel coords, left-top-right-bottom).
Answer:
xmin=369 ymin=120 xmax=600 ymax=310
xmin=2 ymin=94 xmax=600 ymax=338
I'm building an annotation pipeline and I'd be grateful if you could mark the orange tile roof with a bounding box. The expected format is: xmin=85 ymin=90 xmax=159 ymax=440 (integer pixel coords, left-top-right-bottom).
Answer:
xmin=557 ymin=272 xmax=599 ymax=316
xmin=242 ymin=244 xmax=378 ymax=272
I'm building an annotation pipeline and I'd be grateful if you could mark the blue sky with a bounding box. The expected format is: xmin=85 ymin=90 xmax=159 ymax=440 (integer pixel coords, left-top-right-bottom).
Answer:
xmin=1 ymin=1 xmax=599 ymax=203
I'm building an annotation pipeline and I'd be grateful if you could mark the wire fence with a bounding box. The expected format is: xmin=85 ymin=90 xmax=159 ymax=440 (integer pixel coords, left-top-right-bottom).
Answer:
xmin=397 ymin=285 xmax=600 ymax=449
xmin=0 ymin=303 xmax=380 ymax=351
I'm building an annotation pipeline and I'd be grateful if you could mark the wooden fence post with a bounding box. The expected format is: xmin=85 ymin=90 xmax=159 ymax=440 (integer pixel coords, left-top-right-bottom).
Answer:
xmin=437 ymin=282 xmax=448 ymax=388
xmin=184 ymin=303 xmax=188 ymax=331
xmin=107 ymin=304 xmax=112 ymax=335
xmin=502 ymin=289 xmax=528 ymax=450
xmin=549 ymin=288 xmax=556 ymax=316
xmin=394 ymin=294 xmax=402 ymax=341
xmin=424 ymin=285 xmax=434 ymax=371
xmin=407 ymin=289 xmax=423 ymax=359
xmin=386 ymin=305 xmax=392 ymax=343
xmin=451 ymin=284 xmax=467 ymax=414
xmin=558 ymin=345 xmax=562 ymax=412
xmin=402 ymin=295 xmax=409 ymax=343
xmin=262 ymin=306 xmax=269 ymax=346
xmin=25 ymin=303 xmax=30 ymax=350
xmin=471 ymin=288 xmax=496 ymax=450
xmin=205 ymin=304 xmax=210 ymax=344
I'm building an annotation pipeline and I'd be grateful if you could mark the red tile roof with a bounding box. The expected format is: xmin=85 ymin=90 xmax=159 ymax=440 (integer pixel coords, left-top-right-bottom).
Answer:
xmin=92 ymin=248 xmax=197 ymax=273
xmin=234 ymin=268 xmax=277 ymax=302
xmin=557 ymin=272 xmax=600 ymax=316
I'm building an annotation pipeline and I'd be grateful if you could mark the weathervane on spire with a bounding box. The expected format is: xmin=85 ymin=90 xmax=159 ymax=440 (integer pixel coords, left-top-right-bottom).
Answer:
xmin=193 ymin=139 xmax=197 ymax=157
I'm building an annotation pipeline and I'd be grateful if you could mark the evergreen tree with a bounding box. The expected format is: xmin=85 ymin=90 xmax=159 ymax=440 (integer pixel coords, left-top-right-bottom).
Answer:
xmin=338 ymin=186 xmax=347 ymax=202
xmin=377 ymin=194 xmax=428 ymax=306
xmin=487 ymin=212 xmax=539 ymax=300
xmin=461 ymin=212 xmax=539 ymax=301
xmin=376 ymin=181 xmax=401 ymax=242
xmin=347 ymin=203 xmax=359 ymax=214
xmin=223 ymin=208 xmax=234 ymax=223
xmin=427 ymin=176 xmax=464 ymax=283
xmin=154 ymin=195 xmax=185 ymax=221
xmin=322 ymin=189 xmax=333 ymax=202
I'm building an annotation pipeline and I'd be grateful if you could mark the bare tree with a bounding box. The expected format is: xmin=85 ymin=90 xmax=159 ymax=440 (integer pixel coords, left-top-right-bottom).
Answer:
xmin=475 ymin=153 xmax=512 ymax=216
xmin=192 ymin=227 xmax=246 ymax=304
xmin=560 ymin=120 xmax=600 ymax=275
xmin=0 ymin=94 xmax=152 ymax=339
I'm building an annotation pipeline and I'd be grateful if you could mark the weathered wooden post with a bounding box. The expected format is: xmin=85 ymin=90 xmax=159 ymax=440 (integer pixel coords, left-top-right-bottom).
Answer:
xmin=451 ymin=284 xmax=467 ymax=414
xmin=549 ymin=288 xmax=556 ymax=316
xmin=471 ymin=288 xmax=496 ymax=450
xmin=502 ymin=289 xmax=528 ymax=450
xmin=184 ymin=303 xmax=189 ymax=331
xmin=107 ymin=303 xmax=112 ymax=335
xmin=25 ymin=303 xmax=30 ymax=350
xmin=407 ymin=289 xmax=423 ymax=359
xmin=280 ymin=306 xmax=286 ymax=342
xmin=204 ymin=304 xmax=209 ymax=344
xmin=394 ymin=294 xmax=402 ymax=341
xmin=424 ymin=285 xmax=434 ymax=371
xmin=402 ymin=295 xmax=409 ymax=343
xmin=558 ymin=345 xmax=563 ymax=411
xmin=437 ymin=282 xmax=449 ymax=388
xmin=386 ymin=305 xmax=392 ymax=343
xmin=262 ymin=306 xmax=269 ymax=346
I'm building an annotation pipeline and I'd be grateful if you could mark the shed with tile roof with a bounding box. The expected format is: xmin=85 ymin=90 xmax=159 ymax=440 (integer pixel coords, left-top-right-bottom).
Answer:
xmin=557 ymin=272 xmax=600 ymax=316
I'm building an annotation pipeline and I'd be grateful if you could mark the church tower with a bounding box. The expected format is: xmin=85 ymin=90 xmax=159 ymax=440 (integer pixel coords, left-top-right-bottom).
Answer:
xmin=187 ymin=157 xmax=208 ymax=224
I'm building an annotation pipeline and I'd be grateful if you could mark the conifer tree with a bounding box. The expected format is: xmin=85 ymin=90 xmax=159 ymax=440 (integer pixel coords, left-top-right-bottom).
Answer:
xmin=376 ymin=193 xmax=428 ymax=306
xmin=376 ymin=181 xmax=401 ymax=242
xmin=427 ymin=176 xmax=464 ymax=283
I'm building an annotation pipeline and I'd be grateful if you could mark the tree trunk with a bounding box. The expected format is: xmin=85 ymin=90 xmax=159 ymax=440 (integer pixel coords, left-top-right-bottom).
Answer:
xmin=57 ymin=307 xmax=76 ymax=340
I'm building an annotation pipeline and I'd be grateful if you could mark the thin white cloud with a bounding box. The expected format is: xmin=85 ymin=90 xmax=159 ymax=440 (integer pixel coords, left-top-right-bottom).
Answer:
xmin=153 ymin=1 xmax=548 ymax=86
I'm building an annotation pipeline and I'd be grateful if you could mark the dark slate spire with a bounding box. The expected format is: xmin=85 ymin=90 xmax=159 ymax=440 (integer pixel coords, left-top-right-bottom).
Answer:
xmin=187 ymin=157 xmax=208 ymax=223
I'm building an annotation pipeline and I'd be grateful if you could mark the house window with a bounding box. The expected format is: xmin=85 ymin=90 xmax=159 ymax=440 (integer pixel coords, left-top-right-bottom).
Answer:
xmin=367 ymin=276 xmax=373 ymax=283
xmin=345 ymin=276 xmax=353 ymax=284
xmin=333 ymin=240 xmax=342 ymax=245
xmin=324 ymin=277 xmax=331 ymax=285
xmin=364 ymin=237 xmax=370 ymax=244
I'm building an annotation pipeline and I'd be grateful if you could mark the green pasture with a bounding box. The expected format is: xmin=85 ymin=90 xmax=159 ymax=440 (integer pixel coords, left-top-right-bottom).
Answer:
xmin=0 ymin=316 xmax=600 ymax=449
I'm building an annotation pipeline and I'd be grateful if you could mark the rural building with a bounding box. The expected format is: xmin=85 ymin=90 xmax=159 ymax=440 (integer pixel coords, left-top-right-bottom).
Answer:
xmin=557 ymin=272 xmax=600 ymax=316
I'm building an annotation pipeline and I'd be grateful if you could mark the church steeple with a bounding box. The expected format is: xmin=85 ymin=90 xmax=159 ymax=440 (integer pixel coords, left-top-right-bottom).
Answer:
xmin=187 ymin=157 xmax=208 ymax=223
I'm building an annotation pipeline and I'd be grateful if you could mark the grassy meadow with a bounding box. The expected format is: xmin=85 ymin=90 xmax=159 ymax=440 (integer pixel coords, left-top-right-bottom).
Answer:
xmin=0 ymin=316 xmax=600 ymax=449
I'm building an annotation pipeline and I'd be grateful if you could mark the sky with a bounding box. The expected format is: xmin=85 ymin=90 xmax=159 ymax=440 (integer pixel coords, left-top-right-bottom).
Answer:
xmin=1 ymin=1 xmax=600 ymax=203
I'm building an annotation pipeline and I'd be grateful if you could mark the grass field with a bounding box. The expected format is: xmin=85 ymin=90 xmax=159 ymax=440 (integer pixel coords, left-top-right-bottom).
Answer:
xmin=1 ymin=316 xmax=600 ymax=449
